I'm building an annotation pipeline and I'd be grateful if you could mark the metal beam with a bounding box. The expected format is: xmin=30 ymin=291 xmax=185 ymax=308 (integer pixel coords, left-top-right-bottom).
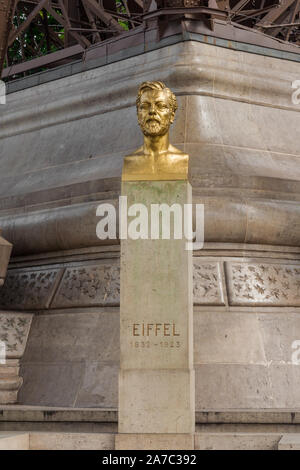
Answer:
xmin=2 ymin=43 xmax=83 ymax=78
xmin=231 ymin=0 xmax=250 ymax=14
xmin=81 ymin=0 xmax=124 ymax=31
xmin=45 ymin=1 xmax=91 ymax=47
xmin=286 ymin=0 xmax=300 ymax=40
xmin=0 ymin=0 xmax=15 ymax=74
xmin=255 ymin=0 xmax=296 ymax=27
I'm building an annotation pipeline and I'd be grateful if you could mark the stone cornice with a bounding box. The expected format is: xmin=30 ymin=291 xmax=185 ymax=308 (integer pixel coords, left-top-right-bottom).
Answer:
xmin=1 ymin=41 xmax=300 ymax=140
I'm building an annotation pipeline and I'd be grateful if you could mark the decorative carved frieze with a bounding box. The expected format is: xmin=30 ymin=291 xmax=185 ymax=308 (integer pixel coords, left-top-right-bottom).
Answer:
xmin=1 ymin=260 xmax=299 ymax=311
xmin=0 ymin=311 xmax=33 ymax=404
xmin=51 ymin=264 xmax=120 ymax=308
xmin=193 ymin=260 xmax=225 ymax=305
xmin=226 ymin=262 xmax=300 ymax=306
xmin=0 ymin=268 xmax=64 ymax=310
xmin=53 ymin=261 xmax=225 ymax=308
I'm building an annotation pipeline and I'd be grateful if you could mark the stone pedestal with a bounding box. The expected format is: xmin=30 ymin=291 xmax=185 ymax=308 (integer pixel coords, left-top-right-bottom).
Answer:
xmin=117 ymin=181 xmax=195 ymax=449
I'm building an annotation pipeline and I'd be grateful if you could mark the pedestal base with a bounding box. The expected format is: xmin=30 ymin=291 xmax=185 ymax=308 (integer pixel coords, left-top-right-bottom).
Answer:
xmin=120 ymin=181 xmax=195 ymax=435
xmin=119 ymin=369 xmax=195 ymax=434
xmin=0 ymin=360 xmax=23 ymax=404
xmin=115 ymin=433 xmax=195 ymax=450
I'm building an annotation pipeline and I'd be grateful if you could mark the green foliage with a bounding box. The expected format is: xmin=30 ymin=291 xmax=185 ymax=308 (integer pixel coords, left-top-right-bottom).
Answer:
xmin=6 ymin=8 xmax=64 ymax=67
xmin=116 ymin=0 xmax=130 ymax=30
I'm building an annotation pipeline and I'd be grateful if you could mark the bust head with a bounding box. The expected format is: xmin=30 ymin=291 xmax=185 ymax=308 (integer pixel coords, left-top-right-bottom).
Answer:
xmin=136 ymin=81 xmax=178 ymax=138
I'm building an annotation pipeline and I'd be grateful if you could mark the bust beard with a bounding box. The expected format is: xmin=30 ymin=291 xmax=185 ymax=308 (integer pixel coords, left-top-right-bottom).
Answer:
xmin=138 ymin=118 xmax=171 ymax=138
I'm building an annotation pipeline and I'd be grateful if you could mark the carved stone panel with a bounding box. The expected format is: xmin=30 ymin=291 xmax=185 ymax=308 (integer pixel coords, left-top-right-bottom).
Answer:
xmin=0 ymin=311 xmax=33 ymax=404
xmin=226 ymin=262 xmax=300 ymax=306
xmin=0 ymin=268 xmax=64 ymax=310
xmin=193 ymin=261 xmax=225 ymax=305
xmin=0 ymin=311 xmax=33 ymax=358
xmin=52 ymin=261 xmax=226 ymax=308
xmin=52 ymin=264 xmax=120 ymax=308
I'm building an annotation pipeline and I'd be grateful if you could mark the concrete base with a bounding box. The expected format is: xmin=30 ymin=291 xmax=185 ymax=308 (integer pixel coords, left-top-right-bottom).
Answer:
xmin=0 ymin=431 xmax=114 ymax=450
xmin=0 ymin=429 xmax=299 ymax=450
xmin=278 ymin=434 xmax=300 ymax=450
xmin=0 ymin=360 xmax=23 ymax=405
xmin=115 ymin=434 xmax=195 ymax=450
xmin=195 ymin=433 xmax=281 ymax=450
xmin=119 ymin=369 xmax=195 ymax=434
xmin=0 ymin=432 xmax=29 ymax=450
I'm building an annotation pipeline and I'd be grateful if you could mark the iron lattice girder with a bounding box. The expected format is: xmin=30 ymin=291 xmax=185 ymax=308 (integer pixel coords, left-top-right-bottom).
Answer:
xmin=1 ymin=0 xmax=300 ymax=78
xmin=255 ymin=0 xmax=297 ymax=26
xmin=0 ymin=0 xmax=16 ymax=73
xmin=5 ymin=0 xmax=300 ymax=47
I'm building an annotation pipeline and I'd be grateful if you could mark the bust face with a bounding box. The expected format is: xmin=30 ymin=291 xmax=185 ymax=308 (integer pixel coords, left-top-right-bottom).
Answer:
xmin=137 ymin=89 xmax=175 ymax=137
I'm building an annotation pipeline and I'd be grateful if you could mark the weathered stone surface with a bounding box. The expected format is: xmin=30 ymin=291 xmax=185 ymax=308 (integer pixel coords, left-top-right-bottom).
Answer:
xmin=75 ymin=362 xmax=118 ymax=408
xmin=115 ymin=433 xmax=194 ymax=450
xmin=194 ymin=312 xmax=266 ymax=365
xmin=257 ymin=312 xmax=300 ymax=363
xmin=195 ymin=432 xmax=281 ymax=450
xmin=0 ymin=406 xmax=118 ymax=433
xmin=268 ymin=365 xmax=300 ymax=408
xmin=21 ymin=311 xmax=119 ymax=363
xmin=193 ymin=261 xmax=224 ymax=305
xmin=0 ymin=389 xmax=21 ymax=405
xmin=52 ymin=264 xmax=120 ymax=308
xmin=0 ymin=431 xmax=115 ymax=450
xmin=0 ymin=432 xmax=29 ymax=450
xmin=29 ymin=432 xmax=114 ymax=450
xmin=119 ymin=369 xmax=195 ymax=434
xmin=226 ymin=262 xmax=300 ymax=306
xmin=195 ymin=364 xmax=273 ymax=409
xmin=19 ymin=311 xmax=119 ymax=408
xmin=18 ymin=362 xmax=86 ymax=407
xmin=0 ymin=268 xmax=63 ymax=310
xmin=195 ymin=362 xmax=300 ymax=409
xmin=278 ymin=434 xmax=300 ymax=450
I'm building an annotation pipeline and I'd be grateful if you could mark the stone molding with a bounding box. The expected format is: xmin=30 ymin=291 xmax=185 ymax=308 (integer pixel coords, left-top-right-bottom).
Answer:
xmin=1 ymin=42 xmax=299 ymax=140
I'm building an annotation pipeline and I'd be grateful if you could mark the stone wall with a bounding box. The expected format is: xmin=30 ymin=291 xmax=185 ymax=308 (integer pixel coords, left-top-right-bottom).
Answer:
xmin=0 ymin=244 xmax=299 ymax=409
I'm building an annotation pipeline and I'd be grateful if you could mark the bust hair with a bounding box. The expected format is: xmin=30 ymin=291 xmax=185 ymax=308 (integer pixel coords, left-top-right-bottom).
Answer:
xmin=136 ymin=81 xmax=178 ymax=114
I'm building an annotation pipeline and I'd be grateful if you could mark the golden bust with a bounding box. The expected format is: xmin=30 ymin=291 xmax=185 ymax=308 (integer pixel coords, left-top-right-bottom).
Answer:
xmin=122 ymin=81 xmax=189 ymax=181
